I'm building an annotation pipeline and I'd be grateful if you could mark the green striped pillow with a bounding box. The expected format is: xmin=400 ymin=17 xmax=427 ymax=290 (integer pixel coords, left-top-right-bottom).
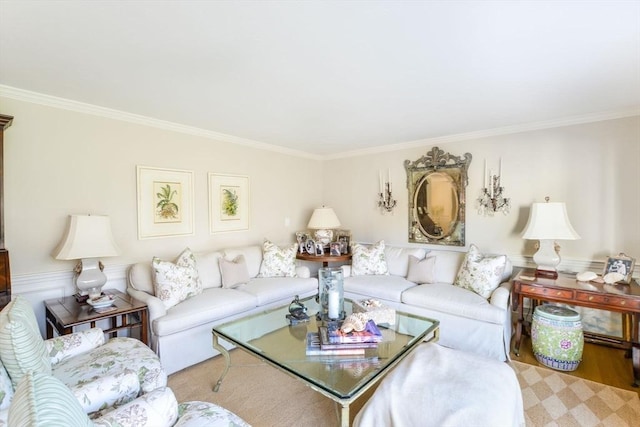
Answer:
xmin=8 ymin=371 xmax=92 ymax=427
xmin=0 ymin=318 xmax=51 ymax=388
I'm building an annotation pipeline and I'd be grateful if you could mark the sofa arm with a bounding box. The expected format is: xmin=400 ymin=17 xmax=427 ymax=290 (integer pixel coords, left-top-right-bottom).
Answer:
xmin=489 ymin=280 xmax=513 ymax=310
xmin=341 ymin=265 xmax=352 ymax=277
xmin=46 ymin=328 xmax=106 ymax=365
xmin=70 ymin=369 xmax=140 ymax=415
xmin=93 ymin=387 xmax=178 ymax=427
xmin=295 ymin=265 xmax=311 ymax=279
xmin=127 ymin=288 xmax=167 ymax=323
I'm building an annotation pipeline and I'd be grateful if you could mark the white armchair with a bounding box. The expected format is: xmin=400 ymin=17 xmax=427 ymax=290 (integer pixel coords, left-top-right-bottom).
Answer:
xmin=7 ymin=371 xmax=251 ymax=427
xmin=0 ymin=296 xmax=166 ymax=420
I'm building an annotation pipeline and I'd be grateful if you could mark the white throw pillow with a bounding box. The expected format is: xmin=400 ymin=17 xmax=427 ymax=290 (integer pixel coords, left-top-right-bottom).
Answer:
xmin=219 ymin=255 xmax=251 ymax=288
xmin=351 ymin=241 xmax=389 ymax=276
xmin=152 ymin=247 xmax=203 ymax=309
xmin=406 ymin=255 xmax=437 ymax=284
xmin=257 ymin=239 xmax=297 ymax=278
xmin=454 ymin=244 xmax=507 ymax=299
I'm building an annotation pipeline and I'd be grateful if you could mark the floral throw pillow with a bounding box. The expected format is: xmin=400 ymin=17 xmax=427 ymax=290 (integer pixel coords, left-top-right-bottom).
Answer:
xmin=152 ymin=247 xmax=203 ymax=309
xmin=258 ymin=240 xmax=297 ymax=278
xmin=351 ymin=241 xmax=389 ymax=276
xmin=454 ymin=244 xmax=507 ymax=299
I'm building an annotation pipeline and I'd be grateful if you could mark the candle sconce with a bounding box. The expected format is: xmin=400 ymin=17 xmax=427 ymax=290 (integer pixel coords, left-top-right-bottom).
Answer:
xmin=477 ymin=159 xmax=510 ymax=216
xmin=378 ymin=169 xmax=397 ymax=213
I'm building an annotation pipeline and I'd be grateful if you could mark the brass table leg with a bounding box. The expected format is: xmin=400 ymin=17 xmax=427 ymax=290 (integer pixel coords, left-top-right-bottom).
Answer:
xmin=212 ymin=332 xmax=230 ymax=392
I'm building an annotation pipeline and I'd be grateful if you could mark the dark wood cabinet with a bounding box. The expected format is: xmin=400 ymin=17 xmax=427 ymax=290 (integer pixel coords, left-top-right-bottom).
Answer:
xmin=0 ymin=115 xmax=13 ymax=309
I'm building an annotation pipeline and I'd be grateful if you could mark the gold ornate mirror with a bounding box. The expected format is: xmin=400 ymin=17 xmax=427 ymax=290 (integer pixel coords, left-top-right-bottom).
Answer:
xmin=405 ymin=147 xmax=471 ymax=246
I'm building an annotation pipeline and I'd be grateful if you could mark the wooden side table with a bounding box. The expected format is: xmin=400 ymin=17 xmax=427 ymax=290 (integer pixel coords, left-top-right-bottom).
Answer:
xmin=296 ymin=251 xmax=352 ymax=267
xmin=44 ymin=289 xmax=148 ymax=345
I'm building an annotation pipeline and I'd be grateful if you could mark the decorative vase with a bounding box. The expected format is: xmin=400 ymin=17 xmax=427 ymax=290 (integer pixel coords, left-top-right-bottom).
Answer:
xmin=532 ymin=304 xmax=584 ymax=371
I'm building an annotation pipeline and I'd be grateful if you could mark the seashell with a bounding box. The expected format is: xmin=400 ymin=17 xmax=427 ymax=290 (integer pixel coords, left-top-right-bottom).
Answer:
xmin=576 ymin=271 xmax=598 ymax=282
xmin=603 ymin=272 xmax=625 ymax=284
xmin=340 ymin=313 xmax=369 ymax=333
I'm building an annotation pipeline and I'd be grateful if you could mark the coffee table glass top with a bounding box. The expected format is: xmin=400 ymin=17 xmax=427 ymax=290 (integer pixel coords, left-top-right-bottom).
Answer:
xmin=212 ymin=297 xmax=439 ymax=399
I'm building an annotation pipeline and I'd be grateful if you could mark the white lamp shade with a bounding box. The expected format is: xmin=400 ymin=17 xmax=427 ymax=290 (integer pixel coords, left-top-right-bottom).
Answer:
xmin=307 ymin=207 xmax=341 ymax=229
xmin=522 ymin=202 xmax=580 ymax=240
xmin=54 ymin=215 xmax=120 ymax=260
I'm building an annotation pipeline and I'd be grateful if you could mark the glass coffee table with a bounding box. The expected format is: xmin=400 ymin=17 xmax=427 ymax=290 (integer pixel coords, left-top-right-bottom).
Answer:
xmin=211 ymin=297 xmax=439 ymax=426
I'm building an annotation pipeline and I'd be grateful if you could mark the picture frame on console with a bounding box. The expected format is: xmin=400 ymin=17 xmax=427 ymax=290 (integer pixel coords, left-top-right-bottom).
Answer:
xmin=330 ymin=242 xmax=342 ymax=256
xmin=209 ymin=173 xmax=250 ymax=233
xmin=334 ymin=229 xmax=351 ymax=254
xmin=603 ymin=253 xmax=636 ymax=284
xmin=136 ymin=166 xmax=195 ymax=239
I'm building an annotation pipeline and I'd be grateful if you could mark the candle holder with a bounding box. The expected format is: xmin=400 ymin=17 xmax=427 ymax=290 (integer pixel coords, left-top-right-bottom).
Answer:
xmin=378 ymin=182 xmax=397 ymax=213
xmin=477 ymin=173 xmax=510 ymax=216
xmin=317 ymin=267 xmax=345 ymax=322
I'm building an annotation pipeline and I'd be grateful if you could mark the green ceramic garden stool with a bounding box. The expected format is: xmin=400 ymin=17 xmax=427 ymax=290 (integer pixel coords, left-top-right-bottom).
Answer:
xmin=531 ymin=304 xmax=584 ymax=371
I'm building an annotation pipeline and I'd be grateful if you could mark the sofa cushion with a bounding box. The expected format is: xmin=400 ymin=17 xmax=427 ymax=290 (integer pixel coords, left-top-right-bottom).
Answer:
xmin=175 ymin=401 xmax=250 ymax=427
xmin=429 ymin=250 xmax=466 ymax=284
xmin=224 ymin=246 xmax=263 ymax=278
xmin=0 ymin=297 xmax=52 ymax=388
xmin=401 ymin=283 xmax=506 ymax=325
xmin=406 ymin=255 xmax=437 ymax=284
xmin=8 ymin=371 xmax=93 ymax=427
xmin=454 ymin=245 xmax=507 ymax=299
xmin=152 ymin=288 xmax=257 ymax=337
xmin=344 ymin=275 xmax=416 ymax=303
xmin=240 ymin=277 xmax=318 ymax=306
xmin=384 ymin=246 xmax=427 ymax=277
xmin=128 ymin=263 xmax=155 ymax=294
xmin=152 ymin=248 xmax=203 ymax=309
xmin=219 ymin=255 xmax=251 ymax=289
xmin=194 ymin=251 xmax=224 ymax=289
xmin=257 ymin=240 xmax=297 ymax=278
xmin=352 ymin=241 xmax=389 ymax=276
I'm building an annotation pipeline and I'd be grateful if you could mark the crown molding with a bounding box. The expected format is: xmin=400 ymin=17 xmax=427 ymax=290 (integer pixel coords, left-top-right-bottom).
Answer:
xmin=324 ymin=108 xmax=640 ymax=160
xmin=0 ymin=85 xmax=321 ymax=161
xmin=2 ymin=84 xmax=638 ymax=161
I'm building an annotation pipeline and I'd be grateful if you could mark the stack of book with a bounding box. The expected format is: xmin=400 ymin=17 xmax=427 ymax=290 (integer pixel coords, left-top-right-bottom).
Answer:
xmin=305 ymin=319 xmax=383 ymax=356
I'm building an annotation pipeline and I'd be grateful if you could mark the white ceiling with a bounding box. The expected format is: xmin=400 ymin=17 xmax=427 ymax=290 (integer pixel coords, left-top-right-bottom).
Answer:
xmin=1 ymin=1 xmax=639 ymax=157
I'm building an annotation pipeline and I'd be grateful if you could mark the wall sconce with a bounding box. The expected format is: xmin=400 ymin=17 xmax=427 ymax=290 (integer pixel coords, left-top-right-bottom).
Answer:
xmin=378 ymin=169 xmax=397 ymax=213
xmin=477 ymin=158 xmax=510 ymax=216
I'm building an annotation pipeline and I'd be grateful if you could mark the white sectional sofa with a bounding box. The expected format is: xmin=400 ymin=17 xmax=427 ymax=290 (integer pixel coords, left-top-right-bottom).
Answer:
xmin=342 ymin=243 xmax=513 ymax=361
xmin=127 ymin=244 xmax=318 ymax=375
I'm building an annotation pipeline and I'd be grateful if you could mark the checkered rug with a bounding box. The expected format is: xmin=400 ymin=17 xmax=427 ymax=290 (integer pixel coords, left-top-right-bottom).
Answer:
xmin=510 ymin=361 xmax=640 ymax=426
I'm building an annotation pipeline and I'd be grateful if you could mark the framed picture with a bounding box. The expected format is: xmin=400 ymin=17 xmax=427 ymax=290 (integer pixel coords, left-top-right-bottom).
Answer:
xmin=330 ymin=242 xmax=342 ymax=256
xmin=603 ymin=253 xmax=636 ymax=284
xmin=334 ymin=229 xmax=352 ymax=254
xmin=315 ymin=242 xmax=324 ymax=256
xmin=136 ymin=166 xmax=194 ymax=239
xmin=296 ymin=231 xmax=311 ymax=253
xmin=305 ymin=239 xmax=316 ymax=255
xmin=209 ymin=173 xmax=250 ymax=233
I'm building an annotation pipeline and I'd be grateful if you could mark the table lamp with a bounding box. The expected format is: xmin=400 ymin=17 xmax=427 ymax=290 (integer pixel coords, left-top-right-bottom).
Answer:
xmin=53 ymin=214 xmax=120 ymax=299
xmin=522 ymin=197 xmax=580 ymax=278
xmin=307 ymin=206 xmax=341 ymax=248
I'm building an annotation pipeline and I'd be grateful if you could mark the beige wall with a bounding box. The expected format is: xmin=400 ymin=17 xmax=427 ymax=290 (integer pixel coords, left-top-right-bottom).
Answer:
xmin=323 ymin=116 xmax=640 ymax=272
xmin=1 ymin=96 xmax=324 ymax=277
xmin=1 ymin=95 xmax=639 ymax=283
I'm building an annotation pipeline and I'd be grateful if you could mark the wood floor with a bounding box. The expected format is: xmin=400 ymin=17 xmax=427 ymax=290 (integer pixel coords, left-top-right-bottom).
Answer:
xmin=510 ymin=335 xmax=639 ymax=395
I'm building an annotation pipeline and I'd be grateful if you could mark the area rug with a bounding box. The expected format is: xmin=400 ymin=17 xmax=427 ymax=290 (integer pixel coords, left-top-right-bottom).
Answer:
xmin=168 ymin=349 xmax=640 ymax=426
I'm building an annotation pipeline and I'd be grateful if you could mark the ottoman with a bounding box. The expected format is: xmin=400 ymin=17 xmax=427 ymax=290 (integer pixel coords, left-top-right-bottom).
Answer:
xmin=354 ymin=343 xmax=524 ymax=427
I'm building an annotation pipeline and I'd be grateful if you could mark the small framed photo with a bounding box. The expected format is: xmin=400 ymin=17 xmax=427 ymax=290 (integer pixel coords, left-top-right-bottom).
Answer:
xmin=329 ymin=242 xmax=342 ymax=256
xmin=295 ymin=231 xmax=309 ymax=253
xmin=305 ymin=239 xmax=316 ymax=255
xmin=315 ymin=242 xmax=324 ymax=256
xmin=334 ymin=229 xmax=352 ymax=254
xmin=603 ymin=253 xmax=636 ymax=284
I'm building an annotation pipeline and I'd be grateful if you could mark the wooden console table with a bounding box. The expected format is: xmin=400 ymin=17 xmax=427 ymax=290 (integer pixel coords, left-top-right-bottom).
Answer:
xmin=512 ymin=269 xmax=640 ymax=387
xmin=296 ymin=251 xmax=352 ymax=267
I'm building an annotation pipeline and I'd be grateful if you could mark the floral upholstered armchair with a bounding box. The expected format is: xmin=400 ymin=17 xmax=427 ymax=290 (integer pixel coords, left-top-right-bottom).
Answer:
xmin=0 ymin=296 xmax=166 ymax=422
xmin=7 ymin=371 xmax=251 ymax=427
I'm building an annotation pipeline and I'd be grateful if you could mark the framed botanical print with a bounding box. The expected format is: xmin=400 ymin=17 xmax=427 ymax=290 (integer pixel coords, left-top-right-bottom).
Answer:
xmin=209 ymin=173 xmax=250 ymax=233
xmin=136 ymin=166 xmax=194 ymax=239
